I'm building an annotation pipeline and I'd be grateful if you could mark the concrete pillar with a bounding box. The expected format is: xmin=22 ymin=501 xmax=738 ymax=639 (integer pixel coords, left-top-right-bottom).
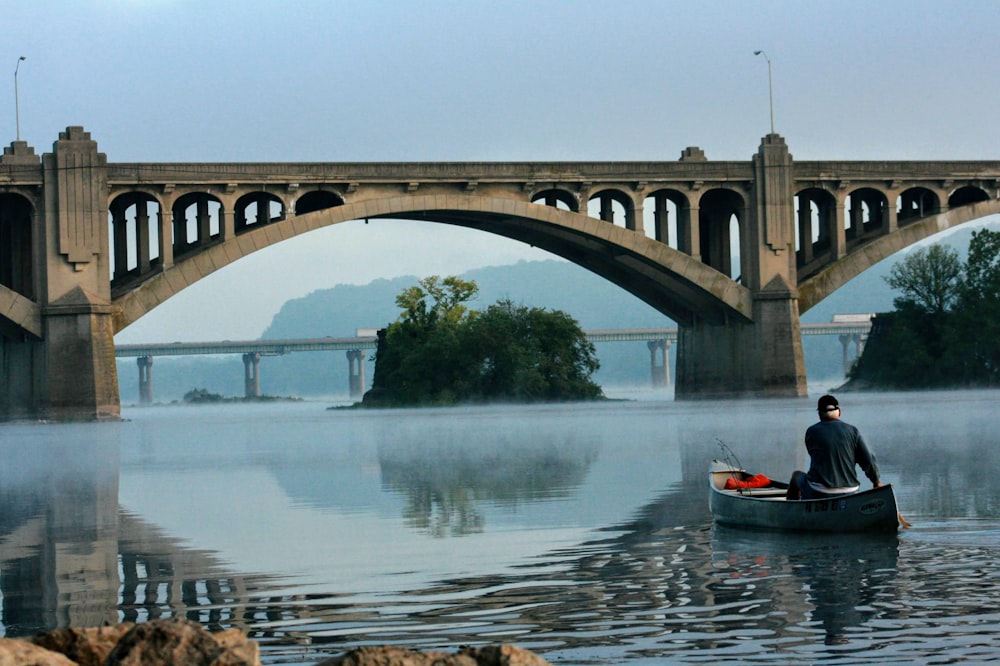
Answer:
xmin=676 ymin=134 xmax=806 ymax=399
xmin=243 ymin=352 xmax=261 ymax=398
xmin=347 ymin=349 xmax=366 ymax=398
xmin=137 ymin=356 xmax=153 ymax=404
xmin=37 ymin=128 xmax=120 ymax=420
xmin=797 ymin=197 xmax=813 ymax=264
xmin=653 ymin=193 xmax=671 ymax=245
xmin=197 ymin=197 xmax=211 ymax=245
xmin=600 ymin=194 xmax=614 ymax=223
xmin=647 ymin=339 xmax=670 ymax=387
xmin=110 ymin=201 xmax=128 ymax=280
xmin=839 ymin=334 xmax=851 ymax=375
xmin=135 ymin=200 xmax=152 ymax=274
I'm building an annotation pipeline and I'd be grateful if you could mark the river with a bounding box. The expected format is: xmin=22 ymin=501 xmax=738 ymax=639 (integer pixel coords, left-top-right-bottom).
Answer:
xmin=1 ymin=389 xmax=998 ymax=664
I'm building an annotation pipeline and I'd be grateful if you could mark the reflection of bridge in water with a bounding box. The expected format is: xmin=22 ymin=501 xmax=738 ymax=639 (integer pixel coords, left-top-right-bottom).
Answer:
xmin=115 ymin=319 xmax=872 ymax=403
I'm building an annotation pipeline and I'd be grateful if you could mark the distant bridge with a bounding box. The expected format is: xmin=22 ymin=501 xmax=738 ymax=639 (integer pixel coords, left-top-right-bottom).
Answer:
xmin=114 ymin=320 xmax=872 ymax=403
xmin=6 ymin=125 xmax=996 ymax=419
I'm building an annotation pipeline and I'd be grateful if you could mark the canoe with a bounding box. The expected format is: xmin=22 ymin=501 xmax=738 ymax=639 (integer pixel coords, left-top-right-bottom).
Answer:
xmin=709 ymin=459 xmax=900 ymax=533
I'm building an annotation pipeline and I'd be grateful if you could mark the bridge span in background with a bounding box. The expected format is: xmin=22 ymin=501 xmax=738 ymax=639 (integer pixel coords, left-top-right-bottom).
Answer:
xmin=2 ymin=126 xmax=997 ymax=419
xmin=115 ymin=320 xmax=872 ymax=404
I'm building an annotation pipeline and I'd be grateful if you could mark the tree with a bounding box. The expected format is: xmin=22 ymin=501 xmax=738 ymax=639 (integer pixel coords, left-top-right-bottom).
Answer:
xmin=951 ymin=229 xmax=1000 ymax=384
xmin=884 ymin=243 xmax=961 ymax=315
xmin=394 ymin=275 xmax=478 ymax=328
xmin=465 ymin=299 xmax=602 ymax=402
xmin=851 ymin=230 xmax=1000 ymax=389
xmin=365 ymin=279 xmax=603 ymax=406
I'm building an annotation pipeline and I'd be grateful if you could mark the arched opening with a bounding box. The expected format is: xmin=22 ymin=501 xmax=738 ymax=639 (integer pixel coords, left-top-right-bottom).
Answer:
xmin=530 ymin=188 xmax=578 ymax=212
xmin=643 ymin=189 xmax=688 ymax=249
xmin=0 ymin=193 xmax=34 ymax=299
xmin=295 ymin=190 xmax=345 ymax=216
xmin=897 ymin=187 xmax=940 ymax=225
xmin=235 ymin=192 xmax=285 ymax=234
xmin=948 ymin=185 xmax=989 ymax=209
xmin=795 ymin=188 xmax=837 ymax=267
xmin=173 ymin=193 xmax=223 ymax=258
xmin=587 ymin=189 xmax=635 ymax=230
xmin=109 ymin=192 xmax=162 ymax=284
xmin=844 ymin=188 xmax=888 ymax=246
xmin=698 ymin=189 xmax=744 ymax=281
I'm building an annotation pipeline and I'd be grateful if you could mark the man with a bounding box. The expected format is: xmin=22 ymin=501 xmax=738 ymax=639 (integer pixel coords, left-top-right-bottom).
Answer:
xmin=786 ymin=394 xmax=882 ymax=500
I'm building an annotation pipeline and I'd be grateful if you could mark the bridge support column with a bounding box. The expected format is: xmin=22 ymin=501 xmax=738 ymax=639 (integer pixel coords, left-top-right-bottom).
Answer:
xmin=676 ymin=280 xmax=806 ymax=398
xmin=647 ymin=339 xmax=670 ymax=387
xmin=1 ymin=128 xmax=122 ymax=421
xmin=347 ymin=349 xmax=366 ymax=398
xmin=243 ymin=352 xmax=261 ymax=398
xmin=137 ymin=356 xmax=153 ymax=404
xmin=676 ymin=134 xmax=807 ymax=399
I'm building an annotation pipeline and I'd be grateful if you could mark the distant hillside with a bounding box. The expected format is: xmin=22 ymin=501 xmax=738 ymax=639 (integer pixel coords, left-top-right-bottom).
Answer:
xmin=261 ymin=260 xmax=670 ymax=339
xmin=117 ymin=220 xmax=998 ymax=403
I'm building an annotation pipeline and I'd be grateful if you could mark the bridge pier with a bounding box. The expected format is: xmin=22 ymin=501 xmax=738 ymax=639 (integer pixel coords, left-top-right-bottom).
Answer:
xmin=646 ymin=339 xmax=670 ymax=387
xmin=347 ymin=349 xmax=366 ymax=398
xmin=0 ymin=129 xmax=120 ymax=420
xmin=137 ymin=356 xmax=153 ymax=404
xmin=675 ymin=134 xmax=807 ymax=399
xmin=243 ymin=352 xmax=261 ymax=398
xmin=839 ymin=333 xmax=865 ymax=375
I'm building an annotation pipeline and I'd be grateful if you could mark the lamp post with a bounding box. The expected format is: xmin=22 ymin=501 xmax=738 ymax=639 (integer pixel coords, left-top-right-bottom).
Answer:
xmin=14 ymin=56 xmax=26 ymax=141
xmin=753 ymin=50 xmax=774 ymax=134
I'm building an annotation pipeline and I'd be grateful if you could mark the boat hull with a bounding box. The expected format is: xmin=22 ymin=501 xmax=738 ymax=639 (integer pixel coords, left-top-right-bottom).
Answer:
xmin=709 ymin=461 xmax=899 ymax=533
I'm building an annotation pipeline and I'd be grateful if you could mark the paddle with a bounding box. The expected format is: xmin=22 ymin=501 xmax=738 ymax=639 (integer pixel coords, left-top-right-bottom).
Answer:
xmin=897 ymin=512 xmax=912 ymax=529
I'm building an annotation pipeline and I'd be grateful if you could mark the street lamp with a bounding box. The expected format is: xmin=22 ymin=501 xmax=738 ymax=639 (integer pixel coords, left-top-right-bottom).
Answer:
xmin=753 ymin=50 xmax=774 ymax=134
xmin=14 ymin=56 xmax=26 ymax=141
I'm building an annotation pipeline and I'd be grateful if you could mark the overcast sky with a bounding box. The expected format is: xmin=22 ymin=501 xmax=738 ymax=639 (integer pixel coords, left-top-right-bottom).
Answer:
xmin=6 ymin=1 xmax=1000 ymax=341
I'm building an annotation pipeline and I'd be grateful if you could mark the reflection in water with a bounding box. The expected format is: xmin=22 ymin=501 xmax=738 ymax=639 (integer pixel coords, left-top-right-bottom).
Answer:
xmin=0 ymin=430 xmax=121 ymax=634
xmin=711 ymin=527 xmax=900 ymax=646
xmin=2 ymin=393 xmax=1000 ymax=665
xmin=379 ymin=438 xmax=597 ymax=537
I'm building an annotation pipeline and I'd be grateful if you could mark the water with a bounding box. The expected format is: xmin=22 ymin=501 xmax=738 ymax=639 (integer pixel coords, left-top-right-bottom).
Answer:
xmin=1 ymin=390 xmax=999 ymax=664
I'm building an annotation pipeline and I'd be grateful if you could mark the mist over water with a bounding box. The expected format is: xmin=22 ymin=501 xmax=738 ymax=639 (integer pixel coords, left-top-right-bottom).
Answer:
xmin=1 ymin=390 xmax=998 ymax=664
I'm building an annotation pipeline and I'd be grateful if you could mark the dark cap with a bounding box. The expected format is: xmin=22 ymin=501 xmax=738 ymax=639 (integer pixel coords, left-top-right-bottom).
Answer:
xmin=817 ymin=394 xmax=840 ymax=413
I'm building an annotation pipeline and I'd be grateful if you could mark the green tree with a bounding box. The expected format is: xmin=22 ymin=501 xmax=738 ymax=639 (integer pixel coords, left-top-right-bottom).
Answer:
xmin=884 ymin=243 xmax=961 ymax=315
xmin=950 ymin=229 xmax=1000 ymax=384
xmin=365 ymin=279 xmax=603 ymax=406
xmin=852 ymin=230 xmax=1000 ymax=389
xmin=466 ymin=299 xmax=602 ymax=401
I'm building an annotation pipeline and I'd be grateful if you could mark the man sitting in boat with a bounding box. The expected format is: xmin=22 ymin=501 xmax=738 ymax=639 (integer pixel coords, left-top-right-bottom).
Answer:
xmin=786 ymin=394 xmax=883 ymax=500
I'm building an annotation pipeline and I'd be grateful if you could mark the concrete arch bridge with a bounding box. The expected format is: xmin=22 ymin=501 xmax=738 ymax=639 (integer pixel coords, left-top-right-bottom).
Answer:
xmin=1 ymin=127 xmax=998 ymax=419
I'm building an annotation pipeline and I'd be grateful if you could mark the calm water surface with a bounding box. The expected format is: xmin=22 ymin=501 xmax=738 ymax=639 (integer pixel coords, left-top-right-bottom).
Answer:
xmin=1 ymin=390 xmax=999 ymax=664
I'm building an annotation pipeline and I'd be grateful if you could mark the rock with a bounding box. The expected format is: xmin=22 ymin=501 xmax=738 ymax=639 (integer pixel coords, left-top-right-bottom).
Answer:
xmin=31 ymin=625 xmax=134 ymax=666
xmin=317 ymin=645 xmax=551 ymax=666
xmin=102 ymin=618 xmax=259 ymax=666
xmin=0 ymin=638 xmax=77 ymax=666
xmin=458 ymin=645 xmax=551 ymax=666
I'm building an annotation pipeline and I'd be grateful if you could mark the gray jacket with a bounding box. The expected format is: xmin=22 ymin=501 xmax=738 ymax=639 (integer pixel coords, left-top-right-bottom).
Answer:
xmin=804 ymin=418 xmax=880 ymax=490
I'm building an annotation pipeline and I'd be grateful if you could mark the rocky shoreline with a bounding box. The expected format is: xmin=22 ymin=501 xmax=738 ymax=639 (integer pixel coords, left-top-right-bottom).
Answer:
xmin=0 ymin=618 xmax=551 ymax=665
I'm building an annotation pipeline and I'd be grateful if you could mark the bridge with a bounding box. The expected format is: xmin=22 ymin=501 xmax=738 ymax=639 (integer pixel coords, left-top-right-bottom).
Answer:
xmin=114 ymin=320 xmax=873 ymax=404
xmin=1 ymin=126 xmax=997 ymax=419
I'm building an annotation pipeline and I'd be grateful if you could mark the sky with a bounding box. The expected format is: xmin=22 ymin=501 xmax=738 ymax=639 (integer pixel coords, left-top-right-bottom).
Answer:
xmin=5 ymin=0 xmax=1000 ymax=342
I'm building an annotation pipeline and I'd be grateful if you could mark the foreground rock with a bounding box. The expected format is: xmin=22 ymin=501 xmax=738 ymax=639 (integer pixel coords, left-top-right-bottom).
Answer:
xmin=0 ymin=619 xmax=258 ymax=666
xmin=0 ymin=619 xmax=550 ymax=666
xmin=317 ymin=645 xmax=551 ymax=665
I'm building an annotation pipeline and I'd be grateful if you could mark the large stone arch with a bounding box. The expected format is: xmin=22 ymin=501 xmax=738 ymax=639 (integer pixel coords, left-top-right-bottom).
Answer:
xmin=112 ymin=194 xmax=752 ymax=333
xmin=798 ymin=198 xmax=1000 ymax=313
